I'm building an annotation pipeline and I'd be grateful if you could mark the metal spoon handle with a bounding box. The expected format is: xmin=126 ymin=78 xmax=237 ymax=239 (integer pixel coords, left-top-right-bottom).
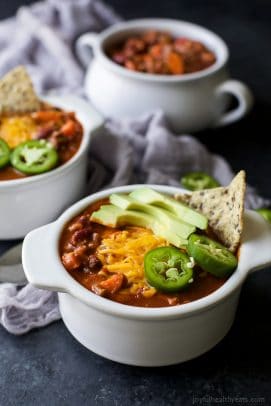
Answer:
xmin=0 ymin=264 xmax=27 ymax=284
xmin=0 ymin=243 xmax=27 ymax=284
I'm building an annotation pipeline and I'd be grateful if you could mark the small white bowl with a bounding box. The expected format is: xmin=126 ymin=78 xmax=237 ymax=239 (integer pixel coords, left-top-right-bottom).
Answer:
xmin=22 ymin=184 xmax=271 ymax=366
xmin=0 ymin=95 xmax=103 ymax=239
xmin=76 ymin=18 xmax=254 ymax=132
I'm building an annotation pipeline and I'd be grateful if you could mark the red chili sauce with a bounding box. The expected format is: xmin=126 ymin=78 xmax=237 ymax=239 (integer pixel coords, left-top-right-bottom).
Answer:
xmin=108 ymin=30 xmax=216 ymax=75
xmin=59 ymin=198 xmax=227 ymax=308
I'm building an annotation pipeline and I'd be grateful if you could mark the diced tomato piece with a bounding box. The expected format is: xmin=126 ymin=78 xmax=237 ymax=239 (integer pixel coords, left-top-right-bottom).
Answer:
xmin=62 ymin=252 xmax=81 ymax=271
xmin=32 ymin=111 xmax=62 ymax=122
xmin=167 ymin=52 xmax=184 ymax=74
xmin=60 ymin=120 xmax=76 ymax=137
xmin=99 ymin=274 xmax=125 ymax=295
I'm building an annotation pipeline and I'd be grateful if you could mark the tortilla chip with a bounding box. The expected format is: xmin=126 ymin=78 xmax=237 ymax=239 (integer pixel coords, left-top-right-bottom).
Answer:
xmin=177 ymin=171 xmax=246 ymax=252
xmin=0 ymin=66 xmax=41 ymax=114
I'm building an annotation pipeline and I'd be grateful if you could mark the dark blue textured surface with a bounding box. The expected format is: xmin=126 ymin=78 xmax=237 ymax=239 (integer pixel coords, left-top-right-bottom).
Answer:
xmin=1 ymin=1 xmax=271 ymax=405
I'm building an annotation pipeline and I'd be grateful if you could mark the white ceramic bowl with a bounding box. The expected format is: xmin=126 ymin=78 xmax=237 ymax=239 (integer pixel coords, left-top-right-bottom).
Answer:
xmin=0 ymin=95 xmax=103 ymax=240
xmin=76 ymin=18 xmax=254 ymax=132
xmin=22 ymin=184 xmax=271 ymax=366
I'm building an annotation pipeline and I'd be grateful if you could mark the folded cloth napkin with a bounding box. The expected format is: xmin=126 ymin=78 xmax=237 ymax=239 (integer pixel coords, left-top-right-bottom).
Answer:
xmin=0 ymin=0 xmax=121 ymax=93
xmin=0 ymin=0 xmax=270 ymax=335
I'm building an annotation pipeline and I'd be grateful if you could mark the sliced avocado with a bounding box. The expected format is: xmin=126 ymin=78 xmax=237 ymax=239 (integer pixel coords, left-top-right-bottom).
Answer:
xmin=130 ymin=188 xmax=207 ymax=230
xmin=152 ymin=222 xmax=187 ymax=248
xmin=90 ymin=204 xmax=187 ymax=247
xmin=110 ymin=193 xmax=195 ymax=239
xmin=90 ymin=205 xmax=124 ymax=227
xmin=91 ymin=204 xmax=154 ymax=229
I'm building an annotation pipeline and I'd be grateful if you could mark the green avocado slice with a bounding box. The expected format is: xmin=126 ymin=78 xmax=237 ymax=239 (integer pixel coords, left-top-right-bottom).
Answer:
xmin=110 ymin=193 xmax=195 ymax=239
xmin=130 ymin=188 xmax=207 ymax=230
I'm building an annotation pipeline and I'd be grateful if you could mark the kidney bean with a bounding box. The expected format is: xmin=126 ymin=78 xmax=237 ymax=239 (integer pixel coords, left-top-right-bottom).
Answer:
xmin=70 ymin=227 xmax=93 ymax=245
xmin=48 ymin=131 xmax=67 ymax=149
xmin=112 ymin=52 xmax=126 ymax=64
xmin=88 ymin=255 xmax=102 ymax=271
xmin=34 ymin=125 xmax=55 ymax=139
xmin=125 ymin=38 xmax=146 ymax=52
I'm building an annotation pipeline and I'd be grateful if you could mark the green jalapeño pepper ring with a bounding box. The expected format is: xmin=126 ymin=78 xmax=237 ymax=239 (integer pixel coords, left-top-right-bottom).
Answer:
xmin=0 ymin=138 xmax=11 ymax=169
xmin=181 ymin=172 xmax=220 ymax=191
xmin=10 ymin=140 xmax=58 ymax=175
xmin=256 ymin=208 xmax=271 ymax=224
xmin=144 ymin=246 xmax=194 ymax=292
xmin=187 ymin=234 xmax=237 ymax=278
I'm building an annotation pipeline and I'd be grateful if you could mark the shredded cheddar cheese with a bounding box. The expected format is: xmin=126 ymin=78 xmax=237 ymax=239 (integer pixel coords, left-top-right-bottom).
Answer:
xmin=97 ymin=227 xmax=169 ymax=298
xmin=0 ymin=116 xmax=37 ymax=148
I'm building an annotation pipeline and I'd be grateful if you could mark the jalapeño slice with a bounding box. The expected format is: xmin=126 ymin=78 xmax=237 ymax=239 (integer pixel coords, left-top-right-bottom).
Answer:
xmin=0 ymin=138 xmax=11 ymax=169
xmin=256 ymin=208 xmax=271 ymax=224
xmin=181 ymin=172 xmax=220 ymax=191
xmin=144 ymin=246 xmax=194 ymax=292
xmin=187 ymin=234 xmax=237 ymax=278
xmin=10 ymin=140 xmax=58 ymax=175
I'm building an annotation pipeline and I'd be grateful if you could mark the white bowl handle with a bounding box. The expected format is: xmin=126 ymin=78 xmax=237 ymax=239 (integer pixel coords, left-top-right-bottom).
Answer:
xmin=75 ymin=32 xmax=99 ymax=68
xmin=242 ymin=211 xmax=271 ymax=274
xmin=213 ymin=79 xmax=254 ymax=127
xmin=22 ymin=223 xmax=71 ymax=292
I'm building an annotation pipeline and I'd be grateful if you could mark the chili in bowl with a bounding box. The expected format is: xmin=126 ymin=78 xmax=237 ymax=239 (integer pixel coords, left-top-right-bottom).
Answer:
xmin=0 ymin=107 xmax=83 ymax=181
xmin=23 ymin=178 xmax=271 ymax=366
xmin=76 ymin=18 xmax=253 ymax=132
xmin=59 ymin=194 xmax=235 ymax=308
xmin=108 ymin=30 xmax=216 ymax=75
xmin=0 ymin=66 xmax=103 ymax=239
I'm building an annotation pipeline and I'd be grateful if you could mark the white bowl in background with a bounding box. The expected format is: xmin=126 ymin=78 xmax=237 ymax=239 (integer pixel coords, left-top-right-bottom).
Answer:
xmin=22 ymin=184 xmax=271 ymax=366
xmin=0 ymin=95 xmax=103 ymax=239
xmin=76 ymin=18 xmax=254 ymax=132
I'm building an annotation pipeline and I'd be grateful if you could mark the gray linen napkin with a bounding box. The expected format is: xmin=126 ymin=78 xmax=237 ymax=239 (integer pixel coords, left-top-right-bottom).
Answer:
xmin=0 ymin=0 xmax=269 ymax=335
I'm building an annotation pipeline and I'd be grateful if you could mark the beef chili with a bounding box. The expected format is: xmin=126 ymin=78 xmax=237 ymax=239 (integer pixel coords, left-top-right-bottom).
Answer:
xmin=108 ymin=30 xmax=216 ymax=75
xmin=0 ymin=104 xmax=83 ymax=181
xmin=59 ymin=197 xmax=235 ymax=308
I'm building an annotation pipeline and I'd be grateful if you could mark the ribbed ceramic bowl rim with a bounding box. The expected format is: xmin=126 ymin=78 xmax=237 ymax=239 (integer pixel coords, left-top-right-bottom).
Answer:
xmin=96 ymin=18 xmax=229 ymax=83
xmin=0 ymin=97 xmax=90 ymax=189
xmin=51 ymin=184 xmax=249 ymax=320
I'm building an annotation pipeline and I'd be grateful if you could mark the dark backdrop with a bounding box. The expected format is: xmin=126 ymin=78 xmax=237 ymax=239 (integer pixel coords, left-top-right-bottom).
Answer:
xmin=1 ymin=2 xmax=271 ymax=406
